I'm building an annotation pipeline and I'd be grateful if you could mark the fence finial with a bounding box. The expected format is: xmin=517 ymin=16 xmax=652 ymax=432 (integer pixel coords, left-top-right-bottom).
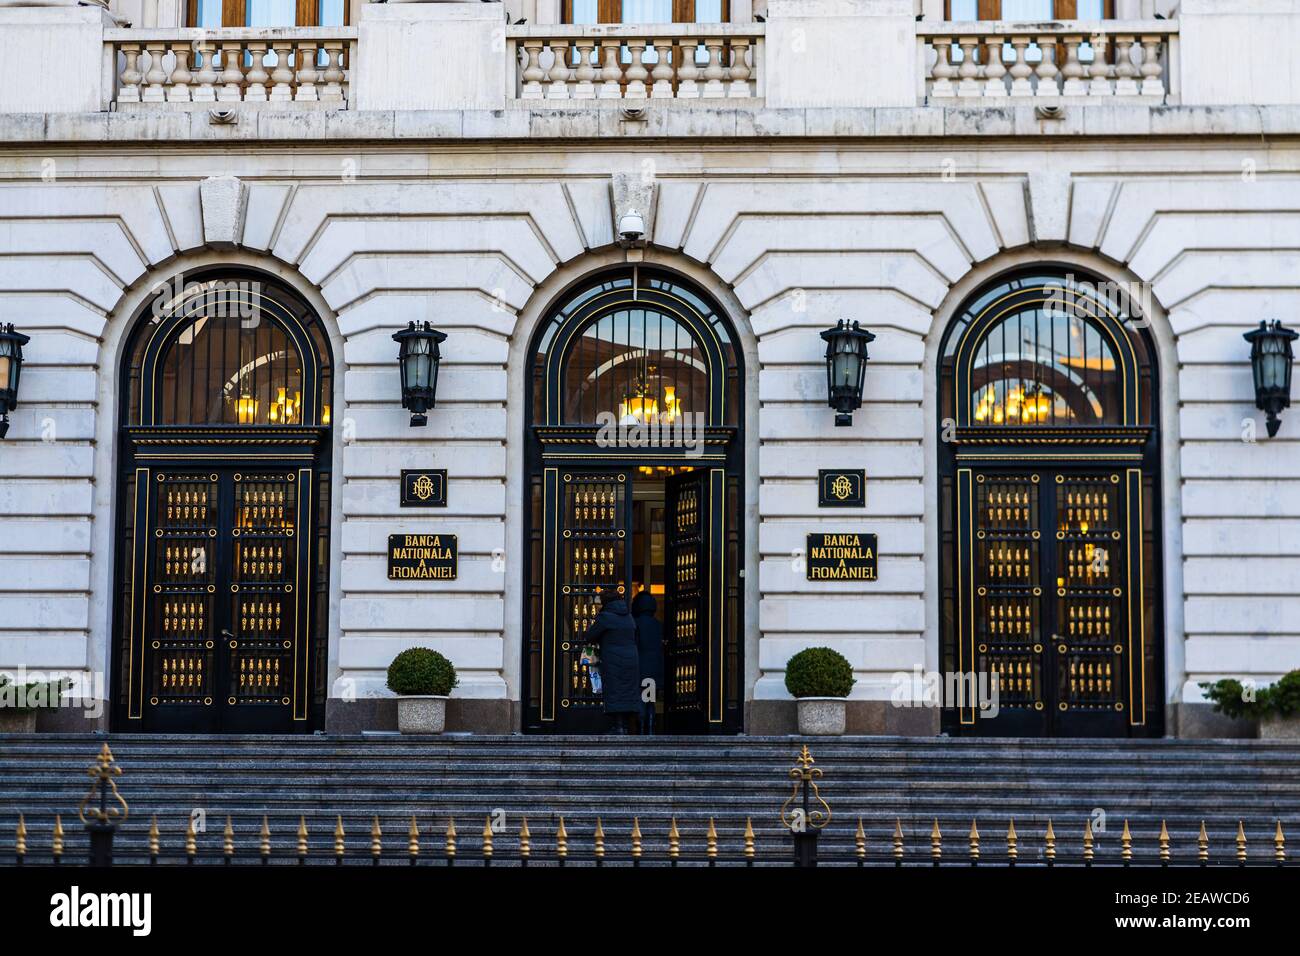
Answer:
xmin=371 ymin=816 xmax=383 ymax=862
xmin=1198 ymin=821 xmax=1209 ymax=864
xmin=78 ymin=744 xmax=128 ymax=826
xmin=334 ymin=816 xmax=346 ymax=861
xmin=631 ymin=817 xmax=643 ymax=861
xmin=594 ymin=818 xmax=605 ymax=862
xmin=743 ymin=817 xmax=755 ymax=862
xmin=892 ymin=818 xmax=904 ymax=863
xmin=519 ymin=816 xmax=530 ymax=861
xmin=1236 ymin=821 xmax=1247 ymax=864
xmin=1044 ymin=819 xmax=1056 ymax=864
xmin=445 ymin=817 xmax=457 ymax=860
xmin=52 ymin=816 xmax=65 ymax=868
xmin=260 ymin=815 xmax=271 ymax=862
xmin=1158 ymin=820 xmax=1170 ymax=864
xmin=855 ymin=817 xmax=866 ymax=862
xmin=481 ymin=816 xmax=493 ymax=862
xmin=1083 ymin=818 xmax=1094 ymax=864
xmin=1006 ymin=819 xmax=1018 ymax=863
xmin=223 ymin=815 xmax=234 ymax=861
xmin=1120 ymin=819 xmax=1132 ymax=864
xmin=556 ymin=816 xmax=568 ymax=861
xmin=668 ymin=817 xmax=680 ymax=861
xmin=187 ymin=815 xmax=198 ymax=861
xmin=706 ymin=818 xmax=718 ymax=862
xmin=296 ymin=815 xmax=307 ymax=863
xmin=408 ymin=816 xmax=420 ymax=861
xmin=15 ymin=814 xmax=26 ymax=863
xmin=930 ymin=819 xmax=942 ymax=863
xmin=1275 ymin=820 xmax=1286 ymax=864
xmin=967 ymin=819 xmax=979 ymax=862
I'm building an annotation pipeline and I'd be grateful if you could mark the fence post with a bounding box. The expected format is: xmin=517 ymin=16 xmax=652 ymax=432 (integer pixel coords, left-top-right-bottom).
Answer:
xmin=780 ymin=745 xmax=830 ymax=868
xmin=78 ymin=744 xmax=127 ymax=867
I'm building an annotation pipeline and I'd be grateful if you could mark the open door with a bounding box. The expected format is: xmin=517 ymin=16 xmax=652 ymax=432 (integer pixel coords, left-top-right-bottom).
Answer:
xmin=663 ymin=467 xmax=726 ymax=733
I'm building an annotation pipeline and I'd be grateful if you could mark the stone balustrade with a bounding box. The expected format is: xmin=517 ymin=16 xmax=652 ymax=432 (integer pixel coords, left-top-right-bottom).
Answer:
xmin=919 ymin=21 xmax=1178 ymax=104
xmin=507 ymin=24 xmax=764 ymax=102
xmin=107 ymin=28 xmax=356 ymax=109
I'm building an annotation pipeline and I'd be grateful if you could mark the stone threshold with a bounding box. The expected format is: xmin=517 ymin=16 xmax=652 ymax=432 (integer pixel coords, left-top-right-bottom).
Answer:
xmin=2 ymin=104 xmax=1299 ymax=145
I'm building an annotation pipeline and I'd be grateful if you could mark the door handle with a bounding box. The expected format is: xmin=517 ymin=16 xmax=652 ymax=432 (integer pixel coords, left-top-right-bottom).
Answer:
xmin=221 ymin=629 xmax=235 ymax=639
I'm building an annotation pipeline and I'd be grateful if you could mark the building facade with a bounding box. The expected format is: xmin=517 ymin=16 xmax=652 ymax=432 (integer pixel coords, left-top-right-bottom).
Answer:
xmin=0 ymin=0 xmax=1297 ymax=738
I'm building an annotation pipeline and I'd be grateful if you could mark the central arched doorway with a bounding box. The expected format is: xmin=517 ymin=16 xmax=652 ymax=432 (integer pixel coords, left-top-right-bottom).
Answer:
xmin=938 ymin=267 xmax=1164 ymax=737
xmin=111 ymin=268 xmax=333 ymax=733
xmin=522 ymin=266 xmax=744 ymax=734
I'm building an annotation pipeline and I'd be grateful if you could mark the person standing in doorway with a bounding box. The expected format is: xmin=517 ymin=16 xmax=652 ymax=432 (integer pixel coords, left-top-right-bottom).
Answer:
xmin=583 ymin=587 xmax=640 ymax=734
xmin=631 ymin=590 xmax=664 ymax=735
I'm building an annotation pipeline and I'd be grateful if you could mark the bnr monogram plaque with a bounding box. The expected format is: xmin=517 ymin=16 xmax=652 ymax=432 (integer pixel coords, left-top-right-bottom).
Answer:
xmin=818 ymin=469 xmax=866 ymax=508
xmin=400 ymin=469 xmax=448 ymax=508
xmin=806 ymin=532 xmax=878 ymax=581
xmin=387 ymin=534 xmax=457 ymax=581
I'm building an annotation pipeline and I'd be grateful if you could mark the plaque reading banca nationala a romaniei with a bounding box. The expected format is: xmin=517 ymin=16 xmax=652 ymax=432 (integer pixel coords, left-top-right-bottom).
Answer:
xmin=387 ymin=533 xmax=457 ymax=581
xmin=806 ymin=532 xmax=877 ymax=581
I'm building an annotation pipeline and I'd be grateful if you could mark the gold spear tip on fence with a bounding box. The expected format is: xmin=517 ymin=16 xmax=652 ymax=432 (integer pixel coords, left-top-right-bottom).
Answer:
xmin=408 ymin=815 xmax=420 ymax=857
xmin=794 ymin=743 xmax=816 ymax=772
xmin=15 ymin=814 xmax=25 ymax=856
xmin=261 ymin=815 xmax=271 ymax=856
xmin=631 ymin=817 xmax=643 ymax=857
xmin=224 ymin=815 xmax=234 ymax=856
xmin=371 ymin=816 xmax=383 ymax=857
xmin=52 ymin=814 xmax=64 ymax=858
xmin=743 ymin=817 xmax=755 ymax=858
xmin=968 ymin=819 xmax=980 ymax=858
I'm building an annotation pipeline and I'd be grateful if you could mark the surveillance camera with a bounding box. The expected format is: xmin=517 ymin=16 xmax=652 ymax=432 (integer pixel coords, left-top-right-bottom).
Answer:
xmin=618 ymin=208 xmax=646 ymax=245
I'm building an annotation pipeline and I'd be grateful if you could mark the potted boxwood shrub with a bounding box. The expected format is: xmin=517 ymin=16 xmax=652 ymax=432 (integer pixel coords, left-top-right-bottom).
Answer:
xmin=1201 ymin=670 xmax=1300 ymax=740
xmin=387 ymin=648 xmax=457 ymax=735
xmin=0 ymin=675 xmax=69 ymax=733
xmin=785 ymin=647 xmax=855 ymax=736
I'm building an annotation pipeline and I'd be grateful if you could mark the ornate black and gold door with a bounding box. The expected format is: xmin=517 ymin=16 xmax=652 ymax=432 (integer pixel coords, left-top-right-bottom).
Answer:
xmin=939 ymin=268 xmax=1163 ymax=737
xmin=125 ymin=467 xmax=314 ymax=733
xmin=113 ymin=270 xmax=333 ymax=733
xmin=536 ymin=468 xmax=633 ymax=732
xmin=663 ymin=468 xmax=725 ymax=732
xmin=953 ymin=466 xmax=1147 ymax=735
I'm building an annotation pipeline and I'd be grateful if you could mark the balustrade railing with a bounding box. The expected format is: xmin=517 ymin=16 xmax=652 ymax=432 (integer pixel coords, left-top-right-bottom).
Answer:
xmin=919 ymin=21 xmax=1178 ymax=105
xmin=107 ymin=28 xmax=356 ymax=109
xmin=507 ymin=24 xmax=764 ymax=103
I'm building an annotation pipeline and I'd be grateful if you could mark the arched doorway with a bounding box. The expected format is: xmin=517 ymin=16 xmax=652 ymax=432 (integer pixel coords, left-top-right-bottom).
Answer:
xmin=111 ymin=269 xmax=333 ymax=733
xmin=937 ymin=267 xmax=1163 ymax=737
xmin=522 ymin=266 xmax=744 ymax=734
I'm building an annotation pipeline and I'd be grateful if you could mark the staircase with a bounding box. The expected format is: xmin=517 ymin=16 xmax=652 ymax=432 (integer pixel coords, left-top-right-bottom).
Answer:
xmin=2 ymin=734 xmax=1298 ymax=866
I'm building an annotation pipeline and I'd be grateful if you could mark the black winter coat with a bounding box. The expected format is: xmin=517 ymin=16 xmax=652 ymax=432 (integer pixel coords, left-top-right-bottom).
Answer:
xmin=583 ymin=598 xmax=641 ymax=714
xmin=631 ymin=591 xmax=665 ymax=695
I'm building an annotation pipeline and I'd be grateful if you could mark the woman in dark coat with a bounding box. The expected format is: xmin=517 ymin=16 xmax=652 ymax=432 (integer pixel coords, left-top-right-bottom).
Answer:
xmin=630 ymin=591 xmax=664 ymax=735
xmin=583 ymin=589 xmax=641 ymax=734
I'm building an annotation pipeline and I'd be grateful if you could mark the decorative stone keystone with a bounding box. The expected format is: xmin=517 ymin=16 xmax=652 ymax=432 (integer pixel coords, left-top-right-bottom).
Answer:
xmin=200 ymin=176 xmax=249 ymax=249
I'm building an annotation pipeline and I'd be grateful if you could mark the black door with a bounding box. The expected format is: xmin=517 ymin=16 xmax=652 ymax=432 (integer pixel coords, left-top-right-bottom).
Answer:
xmin=126 ymin=466 xmax=314 ymax=733
xmin=663 ymin=467 xmax=726 ymax=733
xmin=954 ymin=466 xmax=1148 ymax=736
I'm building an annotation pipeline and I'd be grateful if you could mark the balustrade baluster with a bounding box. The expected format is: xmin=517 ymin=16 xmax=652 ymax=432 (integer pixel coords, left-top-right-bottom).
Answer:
xmin=269 ymin=43 xmax=294 ymax=102
xmin=930 ymin=40 xmax=956 ymax=99
xmin=728 ymin=38 xmax=753 ymax=98
xmin=142 ymin=42 xmax=169 ymax=104
xmin=118 ymin=43 xmax=143 ymax=104
xmin=676 ymin=39 xmax=701 ymax=99
xmin=982 ymin=37 xmax=1007 ymax=98
xmin=1008 ymin=37 xmax=1034 ymax=97
xmin=321 ymin=41 xmax=345 ymax=102
xmin=650 ymin=39 xmax=675 ymax=99
xmin=294 ymin=43 xmax=320 ymax=102
xmin=245 ymin=42 xmax=270 ymax=103
xmin=1138 ymin=35 xmax=1164 ymax=98
xmin=1113 ymin=35 xmax=1139 ymax=96
xmin=520 ymin=39 xmax=545 ymax=99
xmin=166 ymin=42 xmax=192 ymax=103
xmin=625 ymin=40 xmax=649 ymax=98
xmin=573 ymin=40 xmax=597 ymax=99
xmin=701 ymin=38 xmax=726 ymax=99
xmin=547 ymin=39 xmax=573 ymax=100
xmin=1035 ymin=36 xmax=1060 ymax=98
xmin=218 ymin=42 xmax=244 ymax=103
xmin=598 ymin=40 xmax=623 ymax=100
xmin=956 ymin=37 xmax=981 ymax=98
xmin=193 ymin=40 xmax=218 ymax=103
xmin=1061 ymin=36 xmax=1086 ymax=97
xmin=1086 ymin=34 xmax=1113 ymax=97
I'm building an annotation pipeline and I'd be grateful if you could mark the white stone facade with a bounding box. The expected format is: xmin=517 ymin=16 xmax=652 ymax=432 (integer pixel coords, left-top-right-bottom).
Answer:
xmin=0 ymin=0 xmax=1297 ymax=735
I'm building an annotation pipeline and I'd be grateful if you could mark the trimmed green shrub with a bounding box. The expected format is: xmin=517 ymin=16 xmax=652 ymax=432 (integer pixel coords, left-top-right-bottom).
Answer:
xmin=0 ymin=675 xmax=71 ymax=713
xmin=1201 ymin=669 xmax=1300 ymax=720
xmin=784 ymin=647 xmax=854 ymax=699
xmin=387 ymin=648 xmax=458 ymax=697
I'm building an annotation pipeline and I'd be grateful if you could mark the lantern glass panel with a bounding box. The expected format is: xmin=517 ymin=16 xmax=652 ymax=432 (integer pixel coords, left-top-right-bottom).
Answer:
xmin=0 ymin=354 xmax=10 ymax=393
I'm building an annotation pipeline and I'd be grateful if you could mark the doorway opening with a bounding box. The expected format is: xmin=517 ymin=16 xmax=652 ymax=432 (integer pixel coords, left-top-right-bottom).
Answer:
xmin=522 ymin=267 xmax=744 ymax=734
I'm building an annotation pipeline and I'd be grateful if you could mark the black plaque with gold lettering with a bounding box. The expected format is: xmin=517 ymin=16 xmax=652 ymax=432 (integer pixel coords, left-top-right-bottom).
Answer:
xmin=806 ymin=532 xmax=877 ymax=581
xmin=401 ymin=470 xmax=448 ymax=508
xmin=818 ymin=469 xmax=865 ymax=508
xmin=387 ymin=533 xmax=457 ymax=581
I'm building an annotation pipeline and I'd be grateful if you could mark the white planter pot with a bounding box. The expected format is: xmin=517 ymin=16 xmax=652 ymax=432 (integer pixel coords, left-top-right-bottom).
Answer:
xmin=1259 ymin=713 xmax=1300 ymax=740
xmin=397 ymin=695 xmax=448 ymax=735
xmin=796 ymin=697 xmax=847 ymax=736
xmin=0 ymin=710 xmax=38 ymax=733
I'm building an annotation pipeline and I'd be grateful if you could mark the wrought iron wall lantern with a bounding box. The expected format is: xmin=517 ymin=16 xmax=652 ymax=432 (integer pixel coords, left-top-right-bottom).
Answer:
xmin=1244 ymin=320 xmax=1297 ymax=438
xmin=0 ymin=322 xmax=31 ymax=440
xmin=821 ymin=320 xmax=874 ymax=427
xmin=392 ymin=321 xmax=447 ymax=427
